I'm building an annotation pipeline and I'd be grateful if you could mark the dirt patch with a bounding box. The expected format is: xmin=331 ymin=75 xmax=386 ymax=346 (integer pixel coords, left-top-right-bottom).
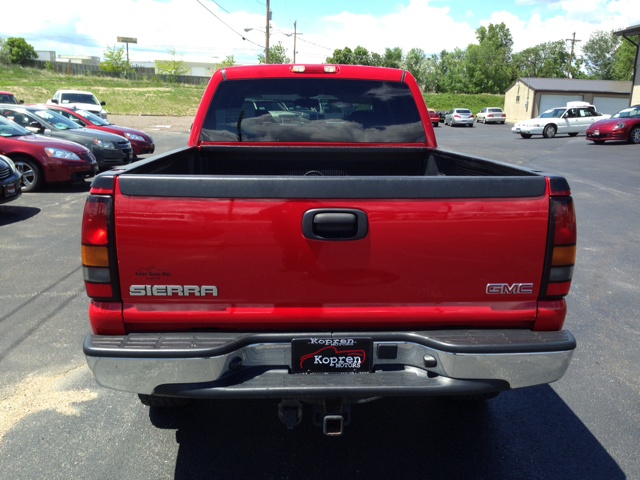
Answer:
xmin=108 ymin=114 xmax=194 ymax=132
xmin=0 ymin=365 xmax=98 ymax=442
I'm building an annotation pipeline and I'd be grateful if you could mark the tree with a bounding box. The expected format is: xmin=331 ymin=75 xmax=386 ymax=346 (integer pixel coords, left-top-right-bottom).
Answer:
xmin=155 ymin=48 xmax=190 ymax=75
xmin=258 ymin=42 xmax=291 ymax=64
xmin=382 ymin=47 xmax=403 ymax=68
xmin=465 ymin=23 xmax=514 ymax=93
xmin=326 ymin=46 xmax=354 ymax=64
xmin=404 ymin=48 xmax=428 ymax=89
xmin=3 ymin=37 xmax=37 ymax=65
xmin=0 ymin=37 xmax=10 ymax=65
xmin=581 ymin=30 xmax=620 ymax=79
xmin=100 ymin=45 xmax=132 ymax=73
xmin=214 ymin=55 xmax=235 ymax=70
xmin=437 ymin=48 xmax=468 ymax=93
xmin=613 ymin=36 xmax=637 ymax=81
xmin=512 ymin=41 xmax=569 ymax=79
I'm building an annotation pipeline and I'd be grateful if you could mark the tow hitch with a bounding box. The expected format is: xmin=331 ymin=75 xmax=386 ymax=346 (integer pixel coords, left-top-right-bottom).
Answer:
xmin=278 ymin=398 xmax=351 ymax=436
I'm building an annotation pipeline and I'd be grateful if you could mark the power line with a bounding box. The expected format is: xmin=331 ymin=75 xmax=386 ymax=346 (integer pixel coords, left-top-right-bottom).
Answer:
xmin=196 ymin=0 xmax=265 ymax=49
xmin=208 ymin=0 xmax=231 ymax=14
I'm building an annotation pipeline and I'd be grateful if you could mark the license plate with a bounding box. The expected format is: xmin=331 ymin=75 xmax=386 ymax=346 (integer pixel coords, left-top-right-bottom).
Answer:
xmin=593 ymin=130 xmax=600 ymax=136
xmin=291 ymin=337 xmax=372 ymax=373
xmin=4 ymin=184 xmax=17 ymax=197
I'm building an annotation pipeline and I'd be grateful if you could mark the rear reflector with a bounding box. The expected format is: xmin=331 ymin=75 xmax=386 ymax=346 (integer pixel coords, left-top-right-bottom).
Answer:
xmin=85 ymin=283 xmax=114 ymax=298
xmin=546 ymin=282 xmax=571 ymax=296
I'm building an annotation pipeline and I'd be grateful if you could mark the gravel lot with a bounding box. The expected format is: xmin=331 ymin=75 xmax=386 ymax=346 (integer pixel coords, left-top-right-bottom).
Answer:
xmin=108 ymin=114 xmax=194 ymax=133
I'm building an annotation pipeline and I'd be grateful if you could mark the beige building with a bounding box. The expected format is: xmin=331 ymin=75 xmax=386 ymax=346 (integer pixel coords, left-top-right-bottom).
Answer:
xmin=504 ymin=78 xmax=632 ymax=123
xmin=614 ymin=24 xmax=640 ymax=106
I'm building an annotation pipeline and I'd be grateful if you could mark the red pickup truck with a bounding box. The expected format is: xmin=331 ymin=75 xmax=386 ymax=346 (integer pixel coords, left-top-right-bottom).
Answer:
xmin=82 ymin=65 xmax=576 ymax=435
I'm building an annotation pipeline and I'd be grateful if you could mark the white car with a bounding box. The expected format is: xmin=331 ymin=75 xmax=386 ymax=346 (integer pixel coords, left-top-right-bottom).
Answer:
xmin=46 ymin=90 xmax=108 ymax=119
xmin=476 ymin=107 xmax=506 ymax=124
xmin=512 ymin=102 xmax=609 ymax=139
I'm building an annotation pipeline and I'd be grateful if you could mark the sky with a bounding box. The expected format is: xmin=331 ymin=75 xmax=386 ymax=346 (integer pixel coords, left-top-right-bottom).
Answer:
xmin=0 ymin=0 xmax=638 ymax=66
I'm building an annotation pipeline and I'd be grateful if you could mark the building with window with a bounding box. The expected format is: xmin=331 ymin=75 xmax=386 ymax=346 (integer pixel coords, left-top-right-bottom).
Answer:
xmin=614 ymin=24 xmax=640 ymax=106
xmin=504 ymin=78 xmax=632 ymax=123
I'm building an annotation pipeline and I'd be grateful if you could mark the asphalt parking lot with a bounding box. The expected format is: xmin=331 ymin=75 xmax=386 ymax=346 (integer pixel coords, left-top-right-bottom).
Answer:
xmin=1 ymin=121 xmax=639 ymax=479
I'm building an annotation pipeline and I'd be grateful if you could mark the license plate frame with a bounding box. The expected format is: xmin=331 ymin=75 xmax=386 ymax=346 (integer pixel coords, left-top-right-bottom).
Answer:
xmin=3 ymin=184 xmax=17 ymax=197
xmin=291 ymin=337 xmax=372 ymax=374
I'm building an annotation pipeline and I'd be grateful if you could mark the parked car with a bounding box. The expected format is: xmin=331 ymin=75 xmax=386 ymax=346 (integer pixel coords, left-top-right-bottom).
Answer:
xmin=0 ymin=154 xmax=22 ymax=203
xmin=512 ymin=103 xmax=609 ymax=139
xmin=444 ymin=108 xmax=474 ymax=127
xmin=437 ymin=110 xmax=448 ymax=123
xmin=476 ymin=107 xmax=506 ymax=124
xmin=427 ymin=108 xmax=439 ymax=127
xmin=0 ymin=105 xmax=131 ymax=171
xmin=0 ymin=114 xmax=96 ymax=192
xmin=46 ymin=105 xmax=155 ymax=157
xmin=0 ymin=91 xmax=23 ymax=105
xmin=586 ymin=105 xmax=640 ymax=145
xmin=46 ymin=90 xmax=108 ymax=119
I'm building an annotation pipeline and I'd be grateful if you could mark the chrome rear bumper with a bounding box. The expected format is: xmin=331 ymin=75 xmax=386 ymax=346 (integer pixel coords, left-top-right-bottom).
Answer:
xmin=84 ymin=329 xmax=575 ymax=398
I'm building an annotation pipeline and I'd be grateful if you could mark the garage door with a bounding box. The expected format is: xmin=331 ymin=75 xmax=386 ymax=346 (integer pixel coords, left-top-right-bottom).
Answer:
xmin=593 ymin=96 xmax=630 ymax=115
xmin=539 ymin=94 xmax=583 ymax=115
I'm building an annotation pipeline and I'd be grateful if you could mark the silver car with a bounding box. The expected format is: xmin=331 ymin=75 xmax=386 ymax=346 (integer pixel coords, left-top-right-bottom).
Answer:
xmin=444 ymin=108 xmax=474 ymax=127
xmin=476 ymin=107 xmax=506 ymax=124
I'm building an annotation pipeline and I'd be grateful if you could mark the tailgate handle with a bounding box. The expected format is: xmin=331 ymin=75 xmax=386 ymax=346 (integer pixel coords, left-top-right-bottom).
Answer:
xmin=302 ymin=209 xmax=368 ymax=241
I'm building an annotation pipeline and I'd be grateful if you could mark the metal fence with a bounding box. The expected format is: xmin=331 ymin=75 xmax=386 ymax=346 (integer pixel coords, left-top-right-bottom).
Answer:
xmin=23 ymin=60 xmax=211 ymax=85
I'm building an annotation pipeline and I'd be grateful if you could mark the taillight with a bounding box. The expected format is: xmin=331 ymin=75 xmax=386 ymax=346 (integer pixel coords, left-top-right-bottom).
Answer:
xmin=454 ymin=114 xmax=460 ymax=118
xmin=81 ymin=194 xmax=120 ymax=301
xmin=540 ymin=197 xmax=576 ymax=299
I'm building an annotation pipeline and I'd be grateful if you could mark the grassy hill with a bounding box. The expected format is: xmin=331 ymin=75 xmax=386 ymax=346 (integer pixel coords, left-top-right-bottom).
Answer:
xmin=1 ymin=66 xmax=505 ymax=116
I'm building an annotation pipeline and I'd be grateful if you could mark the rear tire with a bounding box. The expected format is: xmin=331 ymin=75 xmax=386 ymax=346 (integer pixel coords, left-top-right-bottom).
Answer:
xmin=520 ymin=133 xmax=532 ymax=139
xmin=543 ymin=125 xmax=557 ymax=138
xmin=628 ymin=126 xmax=640 ymax=144
xmin=138 ymin=393 xmax=191 ymax=408
xmin=13 ymin=156 xmax=44 ymax=192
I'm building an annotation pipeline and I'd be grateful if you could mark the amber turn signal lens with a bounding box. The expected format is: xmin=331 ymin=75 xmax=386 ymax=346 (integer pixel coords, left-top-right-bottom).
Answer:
xmin=552 ymin=245 xmax=576 ymax=266
xmin=82 ymin=245 xmax=109 ymax=267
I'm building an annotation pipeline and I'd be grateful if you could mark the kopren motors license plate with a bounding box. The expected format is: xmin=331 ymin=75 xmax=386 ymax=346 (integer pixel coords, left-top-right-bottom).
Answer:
xmin=292 ymin=337 xmax=372 ymax=373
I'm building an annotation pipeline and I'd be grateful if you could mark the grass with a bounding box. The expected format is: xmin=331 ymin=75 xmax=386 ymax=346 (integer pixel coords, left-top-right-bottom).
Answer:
xmin=2 ymin=65 xmax=505 ymax=116
xmin=0 ymin=65 xmax=205 ymax=116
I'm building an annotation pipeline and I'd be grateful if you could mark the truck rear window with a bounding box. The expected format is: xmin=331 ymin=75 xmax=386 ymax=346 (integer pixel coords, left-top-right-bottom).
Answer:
xmin=200 ymin=78 xmax=425 ymax=143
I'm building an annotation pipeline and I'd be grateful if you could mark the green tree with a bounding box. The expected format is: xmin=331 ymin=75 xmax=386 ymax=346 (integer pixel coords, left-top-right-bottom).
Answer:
xmin=100 ymin=45 xmax=132 ymax=73
xmin=326 ymin=46 xmax=354 ymax=64
xmin=155 ymin=47 xmax=190 ymax=75
xmin=3 ymin=37 xmax=37 ymax=65
xmin=382 ymin=47 xmax=403 ymax=68
xmin=258 ymin=41 xmax=291 ymax=64
xmin=438 ymin=48 xmax=468 ymax=93
xmin=465 ymin=23 xmax=513 ymax=93
xmin=512 ymin=41 xmax=568 ymax=78
xmin=581 ymin=30 xmax=619 ymax=79
xmin=404 ymin=48 xmax=428 ymax=89
xmin=214 ymin=55 xmax=235 ymax=70
xmin=613 ymin=36 xmax=637 ymax=81
xmin=0 ymin=37 xmax=10 ymax=65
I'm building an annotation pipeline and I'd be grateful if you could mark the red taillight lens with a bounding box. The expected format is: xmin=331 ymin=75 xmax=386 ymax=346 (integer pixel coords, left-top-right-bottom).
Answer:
xmin=82 ymin=195 xmax=111 ymax=245
xmin=541 ymin=196 xmax=576 ymax=299
xmin=454 ymin=114 xmax=460 ymax=118
xmin=82 ymin=194 xmax=119 ymax=301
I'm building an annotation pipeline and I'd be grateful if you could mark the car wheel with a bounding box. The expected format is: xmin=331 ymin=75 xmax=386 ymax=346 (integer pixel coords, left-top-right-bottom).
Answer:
xmin=568 ymin=132 xmax=578 ymax=137
xmin=520 ymin=133 xmax=532 ymax=139
xmin=14 ymin=156 xmax=44 ymax=192
xmin=543 ymin=125 xmax=557 ymax=138
xmin=138 ymin=394 xmax=191 ymax=408
xmin=628 ymin=126 xmax=640 ymax=144
xmin=500 ymin=121 xmax=505 ymax=124
xmin=593 ymin=140 xmax=605 ymax=145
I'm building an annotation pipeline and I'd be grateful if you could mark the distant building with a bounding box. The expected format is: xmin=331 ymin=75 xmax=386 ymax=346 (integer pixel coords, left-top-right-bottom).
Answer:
xmin=57 ymin=55 xmax=100 ymax=66
xmin=504 ymin=78 xmax=632 ymax=123
xmin=133 ymin=60 xmax=217 ymax=77
xmin=36 ymin=51 xmax=56 ymax=62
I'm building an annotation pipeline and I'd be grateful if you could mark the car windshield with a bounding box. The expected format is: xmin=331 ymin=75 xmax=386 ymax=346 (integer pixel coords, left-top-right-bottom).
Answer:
xmin=201 ymin=78 xmax=424 ymax=143
xmin=456 ymin=109 xmax=471 ymax=114
xmin=61 ymin=93 xmax=99 ymax=105
xmin=0 ymin=94 xmax=18 ymax=104
xmin=539 ymin=108 xmax=566 ymax=118
xmin=612 ymin=107 xmax=640 ymax=118
xmin=0 ymin=115 xmax=29 ymax=136
xmin=33 ymin=109 xmax=80 ymax=130
xmin=75 ymin=109 xmax=110 ymax=125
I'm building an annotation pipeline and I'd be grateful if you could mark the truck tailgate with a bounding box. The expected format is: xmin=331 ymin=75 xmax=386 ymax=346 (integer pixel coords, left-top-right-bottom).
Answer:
xmin=114 ymin=182 xmax=549 ymax=330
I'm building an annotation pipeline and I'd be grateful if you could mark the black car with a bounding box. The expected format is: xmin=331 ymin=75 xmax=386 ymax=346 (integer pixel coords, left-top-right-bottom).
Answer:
xmin=0 ymin=154 xmax=22 ymax=204
xmin=0 ymin=105 xmax=132 ymax=171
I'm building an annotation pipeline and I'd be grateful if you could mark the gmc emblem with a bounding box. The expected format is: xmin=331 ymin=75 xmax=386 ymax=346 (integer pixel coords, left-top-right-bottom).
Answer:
xmin=486 ymin=283 xmax=534 ymax=294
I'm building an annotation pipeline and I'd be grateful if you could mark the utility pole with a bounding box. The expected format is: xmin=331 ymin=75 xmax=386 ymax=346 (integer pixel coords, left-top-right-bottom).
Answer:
xmin=265 ymin=0 xmax=270 ymax=64
xmin=566 ymin=32 xmax=581 ymax=79
xmin=293 ymin=21 xmax=297 ymax=63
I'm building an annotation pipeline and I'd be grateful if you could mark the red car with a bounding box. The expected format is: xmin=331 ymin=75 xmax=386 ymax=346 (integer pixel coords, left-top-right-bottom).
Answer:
xmin=586 ymin=104 xmax=640 ymax=144
xmin=0 ymin=91 xmax=23 ymax=105
xmin=0 ymin=115 xmax=97 ymax=192
xmin=427 ymin=108 xmax=439 ymax=127
xmin=45 ymin=105 xmax=155 ymax=157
